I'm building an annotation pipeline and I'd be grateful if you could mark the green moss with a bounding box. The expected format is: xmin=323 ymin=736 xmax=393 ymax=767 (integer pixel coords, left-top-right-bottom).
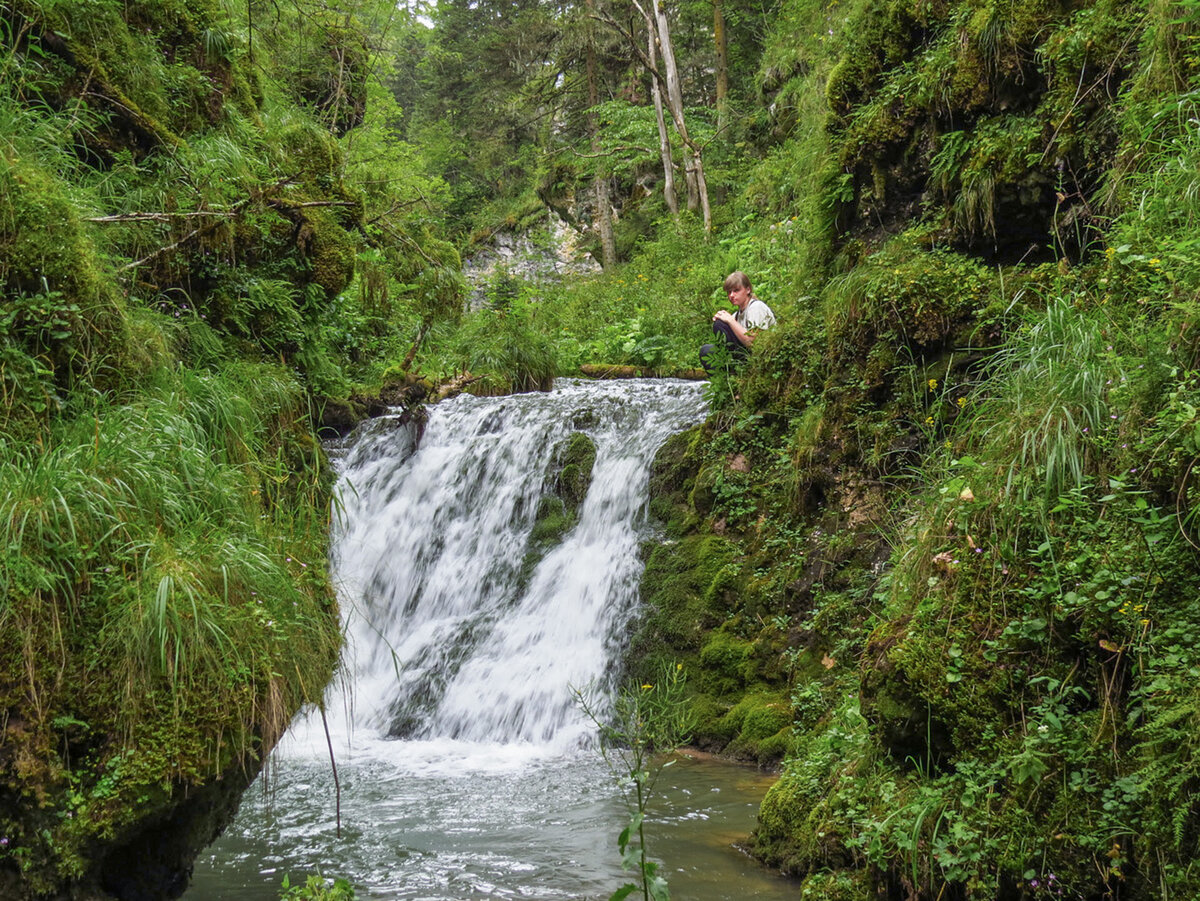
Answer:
xmin=634 ymin=533 xmax=739 ymax=657
xmin=741 ymin=699 xmax=792 ymax=741
xmin=699 ymin=630 xmax=757 ymax=696
xmin=519 ymin=433 xmax=597 ymax=583
xmin=529 ymin=496 xmax=572 ymax=545
xmin=688 ymin=464 xmax=720 ymax=517
xmin=0 ymin=156 xmax=131 ymax=423
xmin=555 ymin=432 xmax=597 ymax=508
xmin=0 ymin=362 xmax=341 ymax=896
xmin=716 ymin=691 xmax=794 ymax=764
xmin=304 ymin=208 xmax=358 ymax=297
xmin=796 ymin=869 xmax=872 ymax=900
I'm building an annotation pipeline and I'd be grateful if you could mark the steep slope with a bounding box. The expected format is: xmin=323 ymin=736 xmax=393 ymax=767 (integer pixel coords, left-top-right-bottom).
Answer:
xmin=632 ymin=0 xmax=1200 ymax=897
xmin=0 ymin=0 xmax=409 ymax=896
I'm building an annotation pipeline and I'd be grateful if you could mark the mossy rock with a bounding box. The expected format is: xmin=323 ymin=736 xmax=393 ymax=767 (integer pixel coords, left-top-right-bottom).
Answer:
xmin=698 ymin=630 xmax=757 ymax=696
xmin=796 ymin=868 xmax=872 ymax=900
xmin=278 ymin=121 xmax=344 ymax=187
xmin=753 ymin=704 xmax=870 ymax=876
xmin=714 ymin=691 xmax=793 ymax=764
xmin=649 ymin=425 xmax=705 ymax=501
xmin=634 ymin=533 xmax=739 ymax=655
xmin=688 ymin=463 xmax=720 ymax=517
xmin=553 ymin=432 xmax=597 ymax=510
xmin=518 ymin=433 xmax=597 ymax=585
xmin=302 ymin=207 xmax=358 ymax=297
xmin=530 ymin=495 xmax=573 ymax=545
xmin=0 ymin=157 xmax=130 ymax=392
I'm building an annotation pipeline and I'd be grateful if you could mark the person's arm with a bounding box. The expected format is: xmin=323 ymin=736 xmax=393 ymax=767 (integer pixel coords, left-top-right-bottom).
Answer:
xmin=713 ymin=309 xmax=757 ymax=345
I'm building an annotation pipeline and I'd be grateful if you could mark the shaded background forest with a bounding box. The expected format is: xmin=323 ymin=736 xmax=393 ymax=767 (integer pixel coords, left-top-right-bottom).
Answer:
xmin=2 ymin=0 xmax=1200 ymax=897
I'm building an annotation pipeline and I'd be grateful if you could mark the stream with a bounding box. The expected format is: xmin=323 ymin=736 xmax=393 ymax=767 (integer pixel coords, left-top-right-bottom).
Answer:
xmin=185 ymin=379 xmax=800 ymax=900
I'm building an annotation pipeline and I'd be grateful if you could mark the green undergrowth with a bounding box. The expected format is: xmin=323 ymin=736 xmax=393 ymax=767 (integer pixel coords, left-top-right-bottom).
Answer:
xmin=623 ymin=2 xmax=1200 ymax=897
xmin=427 ymin=221 xmax=741 ymax=382
xmin=0 ymin=0 xmax=440 ymax=894
xmin=0 ymin=358 xmax=340 ymax=893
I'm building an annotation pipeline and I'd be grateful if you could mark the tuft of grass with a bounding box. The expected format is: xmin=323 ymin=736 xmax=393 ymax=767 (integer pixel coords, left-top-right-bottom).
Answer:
xmin=968 ymin=296 xmax=1116 ymax=500
xmin=0 ymin=359 xmax=339 ymax=779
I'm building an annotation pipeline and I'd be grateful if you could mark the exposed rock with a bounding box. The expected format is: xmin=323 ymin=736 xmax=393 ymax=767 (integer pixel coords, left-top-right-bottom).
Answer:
xmin=462 ymin=212 xmax=601 ymax=308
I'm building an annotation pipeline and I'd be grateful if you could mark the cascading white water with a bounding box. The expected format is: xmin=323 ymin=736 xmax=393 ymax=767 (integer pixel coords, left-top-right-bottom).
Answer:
xmin=187 ymin=378 xmax=803 ymax=901
xmin=327 ymin=377 xmax=707 ymax=759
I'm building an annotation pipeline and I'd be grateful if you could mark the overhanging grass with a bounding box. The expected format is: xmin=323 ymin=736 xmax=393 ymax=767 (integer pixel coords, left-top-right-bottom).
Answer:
xmin=0 ymin=358 xmax=340 ymax=877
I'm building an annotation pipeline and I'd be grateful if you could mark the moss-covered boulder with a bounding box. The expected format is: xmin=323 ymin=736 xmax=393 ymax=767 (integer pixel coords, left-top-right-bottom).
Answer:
xmin=0 ymin=158 xmax=130 ymax=395
xmin=520 ymin=432 xmax=598 ymax=581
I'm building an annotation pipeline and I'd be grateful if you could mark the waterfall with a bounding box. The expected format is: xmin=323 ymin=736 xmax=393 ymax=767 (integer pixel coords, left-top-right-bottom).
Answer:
xmin=188 ymin=378 xmax=801 ymax=901
xmin=325 ymin=378 xmax=707 ymax=762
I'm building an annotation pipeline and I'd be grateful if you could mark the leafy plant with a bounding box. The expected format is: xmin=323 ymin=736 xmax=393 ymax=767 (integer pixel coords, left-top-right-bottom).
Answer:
xmin=279 ymin=873 xmax=356 ymax=900
xmin=576 ymin=662 xmax=696 ymax=901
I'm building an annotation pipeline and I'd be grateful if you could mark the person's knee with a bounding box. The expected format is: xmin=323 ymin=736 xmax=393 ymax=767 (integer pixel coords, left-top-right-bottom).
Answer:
xmin=712 ymin=319 xmax=747 ymax=353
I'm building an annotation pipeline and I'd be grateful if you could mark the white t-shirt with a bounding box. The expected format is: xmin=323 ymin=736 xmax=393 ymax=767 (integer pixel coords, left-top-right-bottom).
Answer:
xmin=736 ymin=298 xmax=776 ymax=332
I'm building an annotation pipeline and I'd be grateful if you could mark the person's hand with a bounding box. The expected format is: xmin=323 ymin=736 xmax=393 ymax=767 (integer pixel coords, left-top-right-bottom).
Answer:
xmin=713 ymin=309 xmax=734 ymax=324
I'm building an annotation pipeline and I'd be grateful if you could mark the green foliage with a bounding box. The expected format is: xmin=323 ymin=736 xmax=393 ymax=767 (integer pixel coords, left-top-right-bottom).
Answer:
xmin=444 ymin=300 xmax=556 ymax=394
xmin=279 ymin=874 xmax=357 ymax=900
xmin=3 ymin=0 xmax=1200 ymax=895
xmin=577 ymin=662 xmax=695 ymax=901
xmin=623 ymin=2 xmax=1200 ymax=897
xmin=530 ymin=224 xmax=725 ymax=376
xmin=971 ymin=296 xmax=1117 ymax=500
xmin=0 ymin=360 xmax=339 ymax=889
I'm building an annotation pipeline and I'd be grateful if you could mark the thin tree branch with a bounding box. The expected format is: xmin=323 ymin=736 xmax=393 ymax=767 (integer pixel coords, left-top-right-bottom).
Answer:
xmin=564 ymin=143 xmax=657 ymax=159
xmin=87 ymin=211 xmax=235 ymax=223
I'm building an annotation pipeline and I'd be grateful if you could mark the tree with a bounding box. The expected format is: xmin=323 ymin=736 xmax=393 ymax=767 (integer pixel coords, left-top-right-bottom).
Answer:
xmin=602 ymin=0 xmax=712 ymax=230
xmin=585 ymin=0 xmax=619 ymax=268
xmin=713 ymin=0 xmax=729 ymax=134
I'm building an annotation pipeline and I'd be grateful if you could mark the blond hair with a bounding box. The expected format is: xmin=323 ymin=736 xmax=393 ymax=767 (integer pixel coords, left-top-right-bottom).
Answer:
xmin=723 ymin=271 xmax=753 ymax=295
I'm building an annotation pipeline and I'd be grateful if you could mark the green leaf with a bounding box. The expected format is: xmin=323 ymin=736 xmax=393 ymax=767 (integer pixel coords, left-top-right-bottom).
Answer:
xmin=617 ymin=824 xmax=632 ymax=853
xmin=648 ymin=873 xmax=671 ymax=901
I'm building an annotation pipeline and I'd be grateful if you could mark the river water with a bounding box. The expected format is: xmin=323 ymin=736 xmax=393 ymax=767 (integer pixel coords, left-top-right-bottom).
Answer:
xmin=185 ymin=379 xmax=799 ymax=900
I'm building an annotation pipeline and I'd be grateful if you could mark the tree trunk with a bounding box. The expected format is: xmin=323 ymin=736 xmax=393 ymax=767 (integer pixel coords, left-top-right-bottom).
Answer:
xmin=585 ymin=0 xmax=617 ymax=268
xmin=647 ymin=23 xmax=678 ymax=215
xmin=601 ymin=0 xmax=711 ymax=230
xmin=651 ymin=0 xmax=710 ymax=230
xmin=713 ymin=0 xmax=729 ymax=135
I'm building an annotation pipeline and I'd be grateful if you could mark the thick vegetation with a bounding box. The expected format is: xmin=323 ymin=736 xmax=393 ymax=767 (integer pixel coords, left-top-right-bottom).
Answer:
xmin=2 ymin=0 xmax=1199 ymax=896
xmin=622 ymin=0 xmax=1200 ymax=899
xmin=0 ymin=0 xmax=444 ymax=895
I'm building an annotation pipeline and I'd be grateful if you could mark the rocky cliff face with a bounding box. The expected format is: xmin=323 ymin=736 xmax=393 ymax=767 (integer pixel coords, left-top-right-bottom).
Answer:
xmin=463 ymin=211 xmax=601 ymax=308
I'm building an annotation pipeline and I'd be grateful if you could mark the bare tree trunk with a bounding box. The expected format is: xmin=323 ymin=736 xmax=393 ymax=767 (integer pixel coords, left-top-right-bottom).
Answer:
xmin=647 ymin=23 xmax=678 ymax=216
xmin=601 ymin=0 xmax=711 ymax=230
xmin=713 ymin=0 xmax=729 ymax=134
xmin=585 ymin=0 xmax=617 ymax=268
xmin=651 ymin=0 xmax=710 ymax=230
